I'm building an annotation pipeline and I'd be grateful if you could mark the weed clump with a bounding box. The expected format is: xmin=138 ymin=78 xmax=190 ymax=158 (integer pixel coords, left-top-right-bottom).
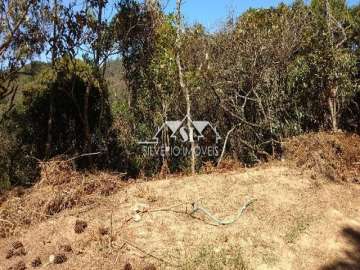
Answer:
xmin=74 ymin=220 xmax=88 ymax=234
xmin=53 ymin=253 xmax=67 ymax=264
xmin=31 ymin=257 xmax=42 ymax=267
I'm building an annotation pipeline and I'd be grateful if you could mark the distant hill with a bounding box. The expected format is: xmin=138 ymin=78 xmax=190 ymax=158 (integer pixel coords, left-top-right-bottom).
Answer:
xmin=105 ymin=58 xmax=129 ymax=105
xmin=4 ymin=59 xmax=128 ymax=109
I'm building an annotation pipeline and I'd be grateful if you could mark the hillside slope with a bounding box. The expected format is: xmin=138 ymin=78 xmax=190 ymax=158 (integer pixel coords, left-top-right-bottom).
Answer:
xmin=1 ymin=164 xmax=360 ymax=270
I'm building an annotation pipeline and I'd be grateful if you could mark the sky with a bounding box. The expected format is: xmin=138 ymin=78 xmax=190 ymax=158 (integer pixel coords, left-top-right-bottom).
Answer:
xmin=47 ymin=0 xmax=359 ymax=62
xmin=162 ymin=0 xmax=360 ymax=31
xmin=67 ymin=0 xmax=360 ymax=31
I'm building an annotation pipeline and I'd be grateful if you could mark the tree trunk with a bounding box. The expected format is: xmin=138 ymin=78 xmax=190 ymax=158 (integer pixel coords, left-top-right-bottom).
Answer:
xmin=83 ymin=83 xmax=92 ymax=154
xmin=176 ymin=0 xmax=195 ymax=174
xmin=45 ymin=0 xmax=58 ymax=159
xmin=325 ymin=0 xmax=339 ymax=132
xmin=160 ymin=123 xmax=170 ymax=177
xmin=45 ymin=95 xmax=54 ymax=158
xmin=328 ymin=86 xmax=338 ymax=131
xmin=217 ymin=124 xmax=240 ymax=167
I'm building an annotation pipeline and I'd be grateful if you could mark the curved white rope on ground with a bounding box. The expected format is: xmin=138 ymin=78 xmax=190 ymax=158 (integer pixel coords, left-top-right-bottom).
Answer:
xmin=190 ymin=199 xmax=257 ymax=225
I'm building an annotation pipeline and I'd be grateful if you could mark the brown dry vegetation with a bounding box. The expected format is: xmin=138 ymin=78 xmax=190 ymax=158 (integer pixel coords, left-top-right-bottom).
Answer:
xmin=0 ymin=158 xmax=124 ymax=238
xmin=0 ymin=132 xmax=359 ymax=270
xmin=283 ymin=132 xmax=360 ymax=183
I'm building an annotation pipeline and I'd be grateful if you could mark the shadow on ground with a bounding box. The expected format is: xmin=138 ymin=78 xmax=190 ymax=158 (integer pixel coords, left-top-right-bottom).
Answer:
xmin=321 ymin=227 xmax=360 ymax=270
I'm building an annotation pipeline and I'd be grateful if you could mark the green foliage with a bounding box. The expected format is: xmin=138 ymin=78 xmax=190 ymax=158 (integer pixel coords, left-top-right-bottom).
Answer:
xmin=20 ymin=58 xmax=112 ymax=161
xmin=0 ymin=110 xmax=40 ymax=187
xmin=1 ymin=0 xmax=360 ymax=185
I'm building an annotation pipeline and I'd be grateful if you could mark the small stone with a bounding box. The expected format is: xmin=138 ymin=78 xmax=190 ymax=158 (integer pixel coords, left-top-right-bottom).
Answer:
xmin=31 ymin=257 xmax=42 ymax=268
xmin=133 ymin=214 xmax=141 ymax=222
xmin=49 ymin=255 xmax=55 ymax=264
xmin=74 ymin=220 xmax=87 ymax=234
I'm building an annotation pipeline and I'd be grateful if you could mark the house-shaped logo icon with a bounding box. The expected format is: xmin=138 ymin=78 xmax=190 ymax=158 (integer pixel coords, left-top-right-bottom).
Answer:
xmin=139 ymin=115 xmax=221 ymax=145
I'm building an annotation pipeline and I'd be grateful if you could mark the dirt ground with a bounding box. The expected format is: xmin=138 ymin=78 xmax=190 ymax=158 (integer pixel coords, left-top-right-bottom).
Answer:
xmin=1 ymin=163 xmax=360 ymax=270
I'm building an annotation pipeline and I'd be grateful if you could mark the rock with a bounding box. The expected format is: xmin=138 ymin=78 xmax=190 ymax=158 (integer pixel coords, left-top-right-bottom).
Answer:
xmin=31 ymin=257 xmax=42 ymax=268
xmin=74 ymin=220 xmax=88 ymax=234
xmin=133 ymin=213 xmax=142 ymax=222
xmin=49 ymin=255 xmax=55 ymax=264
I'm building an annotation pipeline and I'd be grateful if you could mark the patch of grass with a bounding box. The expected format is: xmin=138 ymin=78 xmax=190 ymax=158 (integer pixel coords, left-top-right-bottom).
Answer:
xmin=284 ymin=216 xmax=312 ymax=244
xmin=261 ymin=251 xmax=278 ymax=266
xmin=179 ymin=246 xmax=249 ymax=270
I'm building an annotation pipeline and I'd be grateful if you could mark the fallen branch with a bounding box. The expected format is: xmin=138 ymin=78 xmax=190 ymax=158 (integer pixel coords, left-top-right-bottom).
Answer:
xmin=26 ymin=152 xmax=102 ymax=164
xmin=65 ymin=152 xmax=102 ymax=162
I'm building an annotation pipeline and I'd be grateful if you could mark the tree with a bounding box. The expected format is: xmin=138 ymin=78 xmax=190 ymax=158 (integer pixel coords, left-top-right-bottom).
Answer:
xmin=207 ymin=4 xmax=311 ymax=162
xmin=112 ymin=0 xmax=167 ymax=175
xmin=176 ymin=0 xmax=196 ymax=174
xmin=0 ymin=0 xmax=45 ymax=121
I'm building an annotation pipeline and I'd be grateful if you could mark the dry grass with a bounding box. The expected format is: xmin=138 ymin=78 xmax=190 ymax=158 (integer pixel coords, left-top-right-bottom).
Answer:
xmin=0 ymin=164 xmax=359 ymax=269
xmin=1 ymin=133 xmax=360 ymax=269
xmin=283 ymin=132 xmax=360 ymax=182
xmin=201 ymin=159 xmax=244 ymax=174
xmin=0 ymin=158 xmax=124 ymax=238
xmin=178 ymin=246 xmax=248 ymax=270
